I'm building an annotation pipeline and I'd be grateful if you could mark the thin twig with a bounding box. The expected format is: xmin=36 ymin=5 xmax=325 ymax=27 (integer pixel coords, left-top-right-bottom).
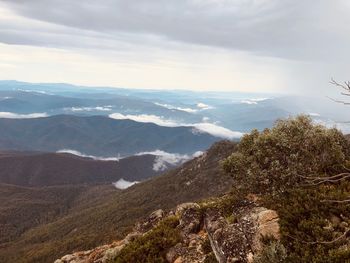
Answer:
xmin=320 ymin=199 xmax=350 ymax=204
xmin=286 ymin=229 xmax=350 ymax=245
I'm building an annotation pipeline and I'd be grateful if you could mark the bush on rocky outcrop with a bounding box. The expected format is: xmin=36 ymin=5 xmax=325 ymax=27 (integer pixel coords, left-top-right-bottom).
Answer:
xmin=114 ymin=216 xmax=181 ymax=263
xmin=223 ymin=115 xmax=350 ymax=262
xmin=223 ymin=115 xmax=350 ymax=195
xmin=253 ymin=238 xmax=287 ymax=263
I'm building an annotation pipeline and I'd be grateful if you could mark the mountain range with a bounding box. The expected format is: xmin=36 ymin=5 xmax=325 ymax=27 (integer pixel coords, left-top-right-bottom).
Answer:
xmin=0 ymin=151 xmax=168 ymax=187
xmin=0 ymin=115 xmax=219 ymax=156
xmin=0 ymin=141 xmax=236 ymax=263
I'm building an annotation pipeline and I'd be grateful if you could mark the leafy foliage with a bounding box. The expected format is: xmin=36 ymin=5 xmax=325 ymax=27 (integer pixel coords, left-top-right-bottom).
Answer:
xmin=253 ymin=238 xmax=287 ymax=263
xmin=223 ymin=115 xmax=350 ymax=262
xmin=267 ymin=184 xmax=350 ymax=263
xmin=223 ymin=115 xmax=349 ymax=195
xmin=114 ymin=216 xmax=181 ymax=263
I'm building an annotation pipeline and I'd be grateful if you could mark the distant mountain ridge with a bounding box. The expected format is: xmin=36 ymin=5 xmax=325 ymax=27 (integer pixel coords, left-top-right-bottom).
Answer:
xmin=0 ymin=151 xmax=166 ymax=187
xmin=0 ymin=115 xmax=219 ymax=156
xmin=0 ymin=140 xmax=236 ymax=263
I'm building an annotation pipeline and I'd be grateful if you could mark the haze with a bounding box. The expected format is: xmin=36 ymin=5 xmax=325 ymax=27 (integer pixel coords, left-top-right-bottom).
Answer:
xmin=0 ymin=0 xmax=349 ymax=95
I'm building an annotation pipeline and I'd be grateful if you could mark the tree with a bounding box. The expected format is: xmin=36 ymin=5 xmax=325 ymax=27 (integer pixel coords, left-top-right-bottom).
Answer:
xmin=222 ymin=116 xmax=350 ymax=261
xmin=222 ymin=115 xmax=350 ymax=195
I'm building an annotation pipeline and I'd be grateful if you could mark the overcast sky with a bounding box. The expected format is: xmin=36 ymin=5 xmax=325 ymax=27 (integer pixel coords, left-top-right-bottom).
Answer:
xmin=0 ymin=0 xmax=349 ymax=94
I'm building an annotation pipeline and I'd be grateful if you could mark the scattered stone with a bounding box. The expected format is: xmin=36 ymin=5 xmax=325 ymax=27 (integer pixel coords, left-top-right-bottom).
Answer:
xmin=55 ymin=202 xmax=280 ymax=263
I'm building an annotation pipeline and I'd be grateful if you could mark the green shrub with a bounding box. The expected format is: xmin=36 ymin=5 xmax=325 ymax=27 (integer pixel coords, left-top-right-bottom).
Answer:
xmin=223 ymin=115 xmax=350 ymax=262
xmin=223 ymin=115 xmax=349 ymax=195
xmin=204 ymin=252 xmax=218 ymax=263
xmin=269 ymin=185 xmax=350 ymax=263
xmin=114 ymin=216 xmax=181 ymax=263
xmin=253 ymin=239 xmax=287 ymax=263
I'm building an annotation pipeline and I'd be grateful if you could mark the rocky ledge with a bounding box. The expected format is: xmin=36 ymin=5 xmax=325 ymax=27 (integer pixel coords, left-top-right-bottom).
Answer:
xmin=55 ymin=199 xmax=280 ymax=263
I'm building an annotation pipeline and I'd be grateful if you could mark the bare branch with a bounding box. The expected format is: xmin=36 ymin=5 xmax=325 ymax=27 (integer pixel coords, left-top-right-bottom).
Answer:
xmin=320 ymin=198 xmax=350 ymax=204
xmin=287 ymin=229 xmax=350 ymax=245
xmin=299 ymin=173 xmax=350 ymax=186
xmin=326 ymin=96 xmax=350 ymax=105
xmin=330 ymin=78 xmax=350 ymax=93
xmin=298 ymin=173 xmax=350 ymax=181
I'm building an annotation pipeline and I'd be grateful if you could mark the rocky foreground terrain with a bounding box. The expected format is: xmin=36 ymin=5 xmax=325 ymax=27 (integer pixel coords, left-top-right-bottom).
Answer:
xmin=55 ymin=196 xmax=280 ymax=263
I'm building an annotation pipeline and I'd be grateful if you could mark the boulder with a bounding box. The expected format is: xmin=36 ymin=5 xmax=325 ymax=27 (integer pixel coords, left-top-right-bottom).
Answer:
xmin=176 ymin=203 xmax=202 ymax=236
xmin=250 ymin=207 xmax=280 ymax=253
xmin=204 ymin=204 xmax=280 ymax=263
xmin=134 ymin=209 xmax=165 ymax=233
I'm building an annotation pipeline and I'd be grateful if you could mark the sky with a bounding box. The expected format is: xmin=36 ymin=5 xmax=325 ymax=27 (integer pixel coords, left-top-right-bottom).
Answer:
xmin=0 ymin=0 xmax=349 ymax=94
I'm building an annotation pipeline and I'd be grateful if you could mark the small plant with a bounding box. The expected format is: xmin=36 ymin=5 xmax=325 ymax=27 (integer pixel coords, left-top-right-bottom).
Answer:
xmin=253 ymin=240 xmax=287 ymax=263
xmin=114 ymin=216 xmax=181 ymax=263
xmin=204 ymin=252 xmax=218 ymax=263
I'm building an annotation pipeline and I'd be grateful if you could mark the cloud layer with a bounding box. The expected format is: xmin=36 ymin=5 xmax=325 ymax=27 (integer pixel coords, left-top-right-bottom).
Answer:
xmin=57 ymin=149 xmax=121 ymax=161
xmin=154 ymin=102 xmax=213 ymax=113
xmin=1 ymin=0 xmax=349 ymax=61
xmin=136 ymin=150 xmax=203 ymax=172
xmin=0 ymin=112 xmax=47 ymax=118
xmin=65 ymin=106 xmax=113 ymax=112
xmin=109 ymin=112 xmax=243 ymax=139
xmin=113 ymin=178 xmax=138 ymax=190
xmin=0 ymin=1 xmax=349 ymax=94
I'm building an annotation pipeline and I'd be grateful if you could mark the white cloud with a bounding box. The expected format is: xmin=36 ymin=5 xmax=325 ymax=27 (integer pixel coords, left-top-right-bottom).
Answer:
xmin=197 ymin=103 xmax=213 ymax=110
xmin=136 ymin=150 xmax=203 ymax=172
xmin=1 ymin=2 xmax=350 ymax=95
xmin=16 ymin=89 xmax=53 ymax=95
xmin=58 ymin=148 xmax=202 ymax=172
xmin=109 ymin=113 xmax=178 ymax=126
xmin=109 ymin=112 xmax=243 ymax=139
xmin=154 ymin=102 xmax=198 ymax=113
xmin=240 ymin=98 xmax=269 ymax=105
xmin=191 ymin=123 xmax=243 ymax=139
xmin=57 ymin=149 xmax=121 ymax=161
xmin=113 ymin=178 xmax=138 ymax=190
xmin=0 ymin=112 xmax=47 ymax=118
xmin=0 ymin=96 xmax=12 ymax=100
xmin=66 ymin=106 xmax=113 ymax=112
xmin=308 ymin=112 xmax=320 ymax=117
xmin=155 ymin=102 xmax=216 ymax=112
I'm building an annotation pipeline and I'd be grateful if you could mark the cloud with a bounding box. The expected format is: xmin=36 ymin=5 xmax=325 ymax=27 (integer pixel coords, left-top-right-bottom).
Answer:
xmin=65 ymin=106 xmax=113 ymax=112
xmin=1 ymin=0 xmax=349 ymax=62
xmin=109 ymin=112 xmax=243 ymax=139
xmin=113 ymin=178 xmax=138 ymax=190
xmin=58 ymin=148 xmax=202 ymax=173
xmin=154 ymin=102 xmax=214 ymax=113
xmin=0 ymin=2 xmax=350 ymax=95
xmin=308 ymin=112 xmax=320 ymax=117
xmin=197 ymin=103 xmax=213 ymax=110
xmin=16 ymin=89 xmax=53 ymax=95
xmin=154 ymin=102 xmax=198 ymax=113
xmin=0 ymin=112 xmax=47 ymax=118
xmin=0 ymin=96 xmax=12 ymax=100
xmin=109 ymin=113 xmax=178 ymax=127
xmin=191 ymin=123 xmax=243 ymax=139
xmin=136 ymin=150 xmax=203 ymax=171
xmin=240 ymin=98 xmax=269 ymax=105
xmin=57 ymin=149 xmax=121 ymax=161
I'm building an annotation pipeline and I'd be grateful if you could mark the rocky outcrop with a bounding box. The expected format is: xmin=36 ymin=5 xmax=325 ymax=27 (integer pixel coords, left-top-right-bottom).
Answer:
xmin=53 ymin=209 xmax=166 ymax=263
xmin=55 ymin=200 xmax=280 ymax=263
xmin=54 ymin=240 xmax=125 ymax=263
xmin=204 ymin=202 xmax=280 ymax=263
